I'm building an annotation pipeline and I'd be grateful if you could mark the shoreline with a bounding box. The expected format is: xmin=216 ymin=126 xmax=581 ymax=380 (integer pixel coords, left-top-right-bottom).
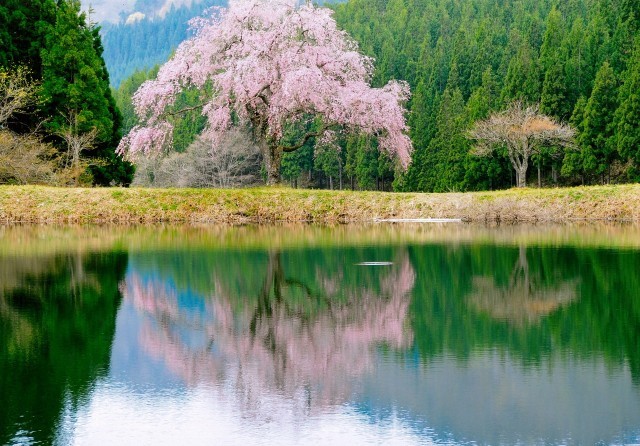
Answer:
xmin=1 ymin=184 xmax=639 ymax=224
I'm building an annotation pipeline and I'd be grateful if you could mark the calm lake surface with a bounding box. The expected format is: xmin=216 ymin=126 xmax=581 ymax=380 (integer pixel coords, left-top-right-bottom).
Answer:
xmin=2 ymin=224 xmax=640 ymax=445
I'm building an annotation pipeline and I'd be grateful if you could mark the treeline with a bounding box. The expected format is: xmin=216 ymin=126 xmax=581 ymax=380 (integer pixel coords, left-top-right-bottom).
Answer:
xmin=111 ymin=0 xmax=640 ymax=190
xmin=101 ymin=0 xmax=226 ymax=87
xmin=0 ymin=0 xmax=132 ymax=185
xmin=332 ymin=0 xmax=640 ymax=190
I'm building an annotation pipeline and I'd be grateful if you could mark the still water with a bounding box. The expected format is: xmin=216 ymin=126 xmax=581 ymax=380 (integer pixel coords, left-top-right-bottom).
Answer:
xmin=1 ymin=224 xmax=640 ymax=445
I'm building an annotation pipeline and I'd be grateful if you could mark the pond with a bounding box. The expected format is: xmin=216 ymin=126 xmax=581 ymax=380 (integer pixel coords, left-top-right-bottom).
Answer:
xmin=1 ymin=224 xmax=640 ymax=445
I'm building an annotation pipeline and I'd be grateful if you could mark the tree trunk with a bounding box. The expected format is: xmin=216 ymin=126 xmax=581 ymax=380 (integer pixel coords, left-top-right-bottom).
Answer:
xmin=263 ymin=143 xmax=282 ymax=185
xmin=517 ymin=164 xmax=528 ymax=188
xmin=537 ymin=159 xmax=541 ymax=188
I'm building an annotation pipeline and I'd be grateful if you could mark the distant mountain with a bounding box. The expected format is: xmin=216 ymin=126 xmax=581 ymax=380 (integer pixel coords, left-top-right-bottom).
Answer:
xmin=85 ymin=0 xmax=204 ymax=23
xmin=100 ymin=0 xmax=226 ymax=87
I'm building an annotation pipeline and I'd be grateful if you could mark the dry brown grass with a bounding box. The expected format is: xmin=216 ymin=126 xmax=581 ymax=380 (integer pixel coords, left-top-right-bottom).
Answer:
xmin=1 ymin=184 xmax=639 ymax=224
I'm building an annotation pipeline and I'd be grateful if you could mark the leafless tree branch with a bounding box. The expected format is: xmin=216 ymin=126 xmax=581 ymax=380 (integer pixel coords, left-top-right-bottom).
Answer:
xmin=468 ymin=101 xmax=575 ymax=187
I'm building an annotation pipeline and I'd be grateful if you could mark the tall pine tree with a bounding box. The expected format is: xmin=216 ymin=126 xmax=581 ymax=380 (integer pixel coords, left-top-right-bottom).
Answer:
xmin=613 ymin=38 xmax=640 ymax=179
xmin=40 ymin=0 xmax=132 ymax=184
xmin=578 ymin=61 xmax=618 ymax=182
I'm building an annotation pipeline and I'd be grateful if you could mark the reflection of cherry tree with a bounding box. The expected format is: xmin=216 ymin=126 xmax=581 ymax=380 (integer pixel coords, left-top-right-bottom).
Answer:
xmin=122 ymin=251 xmax=415 ymax=412
xmin=468 ymin=245 xmax=577 ymax=325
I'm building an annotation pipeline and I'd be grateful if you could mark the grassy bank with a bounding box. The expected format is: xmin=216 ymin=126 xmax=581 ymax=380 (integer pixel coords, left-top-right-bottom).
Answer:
xmin=1 ymin=184 xmax=639 ymax=224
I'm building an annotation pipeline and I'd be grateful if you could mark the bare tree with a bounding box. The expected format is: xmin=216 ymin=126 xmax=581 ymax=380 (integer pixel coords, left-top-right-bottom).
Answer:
xmin=0 ymin=67 xmax=40 ymax=127
xmin=193 ymin=130 xmax=263 ymax=188
xmin=133 ymin=129 xmax=262 ymax=188
xmin=55 ymin=109 xmax=99 ymax=185
xmin=469 ymin=101 xmax=575 ymax=188
xmin=468 ymin=245 xmax=577 ymax=325
xmin=0 ymin=130 xmax=57 ymax=184
xmin=0 ymin=68 xmax=58 ymax=185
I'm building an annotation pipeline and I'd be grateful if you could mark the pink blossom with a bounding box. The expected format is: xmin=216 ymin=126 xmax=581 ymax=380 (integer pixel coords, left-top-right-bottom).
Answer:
xmin=118 ymin=0 xmax=412 ymax=177
xmin=122 ymin=250 xmax=416 ymax=414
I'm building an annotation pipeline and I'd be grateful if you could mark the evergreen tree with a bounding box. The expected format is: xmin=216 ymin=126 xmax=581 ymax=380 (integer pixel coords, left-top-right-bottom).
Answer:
xmin=88 ymin=27 xmax=134 ymax=185
xmin=40 ymin=0 xmax=132 ymax=184
xmin=501 ymin=40 xmax=541 ymax=105
xmin=613 ymin=38 xmax=640 ymax=179
xmin=561 ymin=95 xmax=588 ymax=181
xmin=621 ymin=0 xmax=640 ymax=29
xmin=354 ymin=136 xmax=380 ymax=190
xmin=464 ymin=68 xmax=511 ymax=190
xmin=429 ymin=72 xmax=468 ymax=192
xmin=539 ymin=8 xmax=571 ymax=119
xmin=579 ymin=61 xmax=618 ymax=182
xmin=0 ymin=0 xmax=56 ymax=75
xmin=539 ymin=7 xmax=566 ymax=76
xmin=113 ymin=66 xmax=159 ymax=135
xmin=564 ymin=18 xmax=590 ymax=104
xmin=541 ymin=61 xmax=572 ymax=120
xmin=402 ymin=77 xmax=440 ymax=191
xmin=281 ymin=143 xmax=313 ymax=187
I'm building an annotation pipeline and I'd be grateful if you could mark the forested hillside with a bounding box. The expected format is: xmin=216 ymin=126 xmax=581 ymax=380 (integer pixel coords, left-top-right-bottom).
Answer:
xmin=101 ymin=0 xmax=226 ymax=87
xmin=114 ymin=0 xmax=639 ymax=191
xmin=333 ymin=0 xmax=640 ymax=190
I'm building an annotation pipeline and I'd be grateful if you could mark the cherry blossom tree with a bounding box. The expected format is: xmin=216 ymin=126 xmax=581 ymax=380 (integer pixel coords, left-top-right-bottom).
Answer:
xmin=117 ymin=0 xmax=412 ymax=185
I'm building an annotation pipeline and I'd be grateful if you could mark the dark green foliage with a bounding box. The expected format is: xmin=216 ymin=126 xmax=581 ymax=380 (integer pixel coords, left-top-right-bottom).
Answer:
xmin=0 ymin=0 xmax=133 ymax=185
xmin=613 ymin=38 xmax=640 ymax=179
xmin=500 ymin=40 xmax=541 ymax=105
xmin=541 ymin=61 xmax=572 ymax=120
xmin=331 ymin=0 xmax=639 ymax=190
xmin=561 ymin=96 xmax=588 ymax=181
xmin=40 ymin=0 xmax=112 ymax=142
xmin=112 ymin=66 xmax=159 ymax=135
xmin=577 ymin=61 xmax=618 ymax=182
xmin=40 ymin=0 xmax=132 ymax=184
xmin=0 ymin=0 xmax=56 ymax=75
xmin=426 ymin=86 xmax=468 ymax=192
xmin=0 ymin=251 xmax=127 ymax=445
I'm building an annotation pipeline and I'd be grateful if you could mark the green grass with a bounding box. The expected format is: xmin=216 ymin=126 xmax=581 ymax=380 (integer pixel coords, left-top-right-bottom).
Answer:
xmin=0 ymin=184 xmax=639 ymax=224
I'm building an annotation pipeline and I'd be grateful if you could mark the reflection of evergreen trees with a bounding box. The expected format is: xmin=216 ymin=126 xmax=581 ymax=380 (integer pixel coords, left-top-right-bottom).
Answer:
xmin=2 ymin=234 xmax=638 ymax=443
xmin=130 ymin=242 xmax=640 ymax=382
xmin=0 ymin=252 xmax=128 ymax=445
xmin=129 ymin=246 xmax=406 ymax=308
xmin=409 ymin=244 xmax=640 ymax=380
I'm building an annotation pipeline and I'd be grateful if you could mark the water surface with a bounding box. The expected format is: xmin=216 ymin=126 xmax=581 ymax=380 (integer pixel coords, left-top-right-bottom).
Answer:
xmin=1 ymin=224 xmax=640 ymax=445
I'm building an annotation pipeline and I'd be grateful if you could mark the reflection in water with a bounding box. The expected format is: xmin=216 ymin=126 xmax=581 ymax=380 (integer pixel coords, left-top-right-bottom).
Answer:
xmin=0 ymin=251 xmax=127 ymax=445
xmin=1 ymin=225 xmax=640 ymax=445
xmin=468 ymin=245 xmax=578 ymax=324
xmin=123 ymin=250 xmax=415 ymax=413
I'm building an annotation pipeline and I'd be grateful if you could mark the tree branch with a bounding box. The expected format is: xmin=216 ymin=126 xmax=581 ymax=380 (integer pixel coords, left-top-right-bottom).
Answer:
xmin=160 ymin=103 xmax=207 ymax=118
xmin=278 ymin=124 xmax=340 ymax=152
